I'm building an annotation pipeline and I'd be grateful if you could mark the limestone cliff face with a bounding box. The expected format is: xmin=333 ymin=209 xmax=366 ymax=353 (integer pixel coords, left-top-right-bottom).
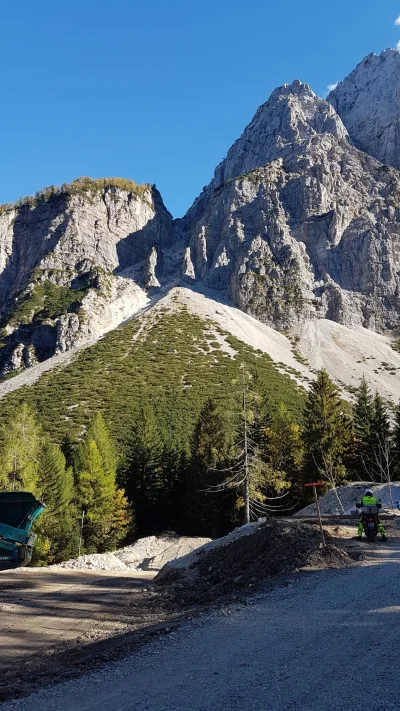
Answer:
xmin=181 ymin=80 xmax=400 ymax=331
xmin=0 ymin=181 xmax=171 ymax=306
xmin=0 ymin=180 xmax=173 ymax=373
xmin=328 ymin=49 xmax=400 ymax=170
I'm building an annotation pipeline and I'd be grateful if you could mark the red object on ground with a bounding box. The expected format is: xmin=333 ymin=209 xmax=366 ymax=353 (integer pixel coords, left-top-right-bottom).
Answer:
xmin=304 ymin=482 xmax=325 ymax=487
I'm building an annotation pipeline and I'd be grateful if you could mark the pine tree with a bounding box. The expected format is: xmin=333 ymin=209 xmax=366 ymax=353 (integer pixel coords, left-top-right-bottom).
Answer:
xmin=87 ymin=412 xmax=118 ymax=481
xmin=125 ymin=402 xmax=163 ymax=534
xmin=183 ymin=398 xmax=234 ymax=537
xmin=0 ymin=403 xmax=41 ymax=492
xmin=303 ymin=370 xmax=350 ymax=484
xmin=158 ymin=439 xmax=188 ymax=532
xmin=265 ymin=403 xmax=303 ymax=490
xmin=370 ymin=393 xmax=392 ymax=483
xmin=34 ymin=440 xmax=77 ymax=564
xmin=108 ymin=488 xmax=132 ymax=549
xmin=61 ymin=432 xmax=79 ymax=471
xmin=353 ymin=377 xmax=374 ymax=477
xmin=77 ymin=439 xmax=112 ymax=552
xmin=354 ymin=377 xmax=374 ymax=441
xmin=76 ymin=413 xmax=131 ymax=552
xmin=197 ymin=373 xmax=290 ymax=527
xmin=252 ymin=392 xmax=273 ymax=455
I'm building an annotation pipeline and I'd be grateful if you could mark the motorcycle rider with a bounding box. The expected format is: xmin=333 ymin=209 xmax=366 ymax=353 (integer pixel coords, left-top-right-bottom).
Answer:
xmin=357 ymin=488 xmax=386 ymax=541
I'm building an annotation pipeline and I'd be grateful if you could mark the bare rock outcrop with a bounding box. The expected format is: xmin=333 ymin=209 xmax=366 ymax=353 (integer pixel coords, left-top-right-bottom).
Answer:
xmin=144 ymin=247 xmax=161 ymax=288
xmin=0 ymin=180 xmax=173 ymax=373
xmin=182 ymin=79 xmax=400 ymax=330
xmin=328 ymin=49 xmax=400 ymax=170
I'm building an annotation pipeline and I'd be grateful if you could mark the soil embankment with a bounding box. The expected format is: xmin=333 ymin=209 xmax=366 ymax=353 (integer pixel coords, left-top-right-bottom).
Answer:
xmin=155 ymin=520 xmax=351 ymax=603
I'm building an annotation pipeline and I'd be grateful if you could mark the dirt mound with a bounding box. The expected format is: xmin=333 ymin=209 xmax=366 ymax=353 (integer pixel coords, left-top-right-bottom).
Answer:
xmin=154 ymin=520 xmax=351 ymax=603
xmin=305 ymin=544 xmax=352 ymax=569
xmin=54 ymin=534 xmax=211 ymax=572
xmin=297 ymin=482 xmax=400 ymax=517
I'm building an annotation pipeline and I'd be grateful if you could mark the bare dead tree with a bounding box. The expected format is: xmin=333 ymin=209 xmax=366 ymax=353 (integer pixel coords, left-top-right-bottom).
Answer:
xmin=314 ymin=449 xmax=346 ymax=514
xmin=362 ymin=433 xmax=396 ymax=509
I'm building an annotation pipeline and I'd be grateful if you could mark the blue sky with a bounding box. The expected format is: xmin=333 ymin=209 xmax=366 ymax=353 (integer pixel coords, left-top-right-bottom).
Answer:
xmin=1 ymin=0 xmax=400 ymax=217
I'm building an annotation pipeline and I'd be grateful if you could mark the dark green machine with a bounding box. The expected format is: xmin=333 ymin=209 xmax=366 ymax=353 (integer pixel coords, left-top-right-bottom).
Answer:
xmin=0 ymin=492 xmax=45 ymax=570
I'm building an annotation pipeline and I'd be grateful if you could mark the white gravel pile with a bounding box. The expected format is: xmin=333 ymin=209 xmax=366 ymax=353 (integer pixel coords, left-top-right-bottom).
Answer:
xmin=54 ymin=534 xmax=211 ymax=572
xmin=55 ymin=552 xmax=128 ymax=571
xmin=297 ymin=482 xmax=400 ymax=517
xmin=115 ymin=534 xmax=211 ymax=571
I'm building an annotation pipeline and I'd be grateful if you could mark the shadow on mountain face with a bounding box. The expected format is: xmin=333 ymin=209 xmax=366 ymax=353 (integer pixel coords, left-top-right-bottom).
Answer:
xmin=116 ymin=187 xmax=174 ymax=271
xmin=0 ymin=196 xmax=69 ymax=316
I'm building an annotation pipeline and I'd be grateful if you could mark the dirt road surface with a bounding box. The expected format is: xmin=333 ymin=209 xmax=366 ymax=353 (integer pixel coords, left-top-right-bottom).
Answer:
xmin=0 ymin=568 xmax=154 ymax=668
xmin=2 ymin=537 xmax=400 ymax=711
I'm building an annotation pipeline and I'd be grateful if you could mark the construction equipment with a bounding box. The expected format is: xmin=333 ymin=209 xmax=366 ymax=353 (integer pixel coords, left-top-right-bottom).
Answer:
xmin=0 ymin=492 xmax=45 ymax=570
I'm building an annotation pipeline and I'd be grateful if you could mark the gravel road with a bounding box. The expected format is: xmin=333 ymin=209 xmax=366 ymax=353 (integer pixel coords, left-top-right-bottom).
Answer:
xmin=3 ymin=543 xmax=400 ymax=711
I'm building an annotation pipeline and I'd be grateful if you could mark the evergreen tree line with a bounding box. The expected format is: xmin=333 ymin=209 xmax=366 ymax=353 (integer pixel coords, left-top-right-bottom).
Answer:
xmin=2 ymin=370 xmax=400 ymax=563
xmin=0 ymin=407 xmax=130 ymax=564
xmin=119 ymin=371 xmax=400 ymax=538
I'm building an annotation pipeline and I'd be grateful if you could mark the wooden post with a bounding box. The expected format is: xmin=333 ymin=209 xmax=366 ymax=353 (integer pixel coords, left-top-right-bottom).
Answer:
xmin=305 ymin=483 xmax=326 ymax=548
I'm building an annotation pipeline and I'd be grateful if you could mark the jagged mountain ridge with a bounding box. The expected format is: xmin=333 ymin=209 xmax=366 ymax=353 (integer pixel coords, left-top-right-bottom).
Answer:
xmin=182 ymin=75 xmax=400 ymax=331
xmin=328 ymin=49 xmax=400 ymax=170
xmin=1 ymin=49 xmax=400 ymax=379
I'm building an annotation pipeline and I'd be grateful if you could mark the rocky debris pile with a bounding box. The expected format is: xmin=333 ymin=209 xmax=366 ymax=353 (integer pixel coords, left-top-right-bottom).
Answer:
xmin=154 ymin=520 xmax=351 ymax=603
xmin=297 ymin=482 xmax=400 ymax=518
xmin=54 ymin=533 xmax=211 ymax=572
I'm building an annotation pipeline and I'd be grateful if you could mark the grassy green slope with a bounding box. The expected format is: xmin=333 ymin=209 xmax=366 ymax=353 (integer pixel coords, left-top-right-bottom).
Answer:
xmin=0 ymin=303 xmax=306 ymax=459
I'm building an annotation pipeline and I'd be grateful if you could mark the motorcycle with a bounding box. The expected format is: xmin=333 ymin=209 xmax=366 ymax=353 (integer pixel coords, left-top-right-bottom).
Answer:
xmin=356 ymin=500 xmax=382 ymax=542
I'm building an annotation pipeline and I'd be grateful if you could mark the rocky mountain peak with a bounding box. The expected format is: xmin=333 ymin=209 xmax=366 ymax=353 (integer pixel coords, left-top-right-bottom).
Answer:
xmin=181 ymin=52 xmax=400 ymax=335
xmin=328 ymin=48 xmax=400 ymax=169
xmin=209 ymin=81 xmax=348 ymax=191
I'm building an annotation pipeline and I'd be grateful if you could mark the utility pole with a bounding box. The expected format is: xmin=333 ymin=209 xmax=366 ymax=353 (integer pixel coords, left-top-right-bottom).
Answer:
xmin=78 ymin=509 xmax=86 ymax=558
xmin=12 ymin=451 xmax=17 ymax=492
xmin=242 ymin=365 xmax=250 ymax=525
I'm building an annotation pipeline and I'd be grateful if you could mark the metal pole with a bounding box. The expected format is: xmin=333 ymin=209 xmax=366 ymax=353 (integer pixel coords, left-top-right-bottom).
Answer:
xmin=12 ymin=451 xmax=17 ymax=492
xmin=78 ymin=510 xmax=85 ymax=558
xmin=313 ymin=485 xmax=326 ymax=548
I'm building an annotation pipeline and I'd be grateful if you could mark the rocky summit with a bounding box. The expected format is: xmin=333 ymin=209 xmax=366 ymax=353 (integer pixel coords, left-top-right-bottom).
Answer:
xmin=182 ymin=78 xmax=400 ymax=331
xmin=1 ymin=49 xmax=400 ymax=378
xmin=328 ymin=49 xmax=400 ymax=170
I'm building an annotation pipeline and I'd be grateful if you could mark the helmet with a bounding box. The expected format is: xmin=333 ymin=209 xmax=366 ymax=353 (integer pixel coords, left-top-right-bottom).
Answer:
xmin=365 ymin=488 xmax=373 ymax=497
